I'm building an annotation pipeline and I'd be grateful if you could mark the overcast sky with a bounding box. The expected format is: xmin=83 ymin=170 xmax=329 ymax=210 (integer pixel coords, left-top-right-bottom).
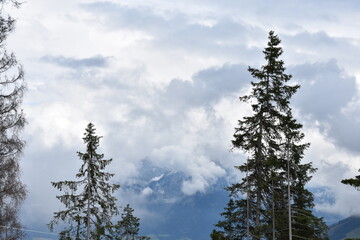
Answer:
xmin=6 ymin=0 xmax=360 ymax=233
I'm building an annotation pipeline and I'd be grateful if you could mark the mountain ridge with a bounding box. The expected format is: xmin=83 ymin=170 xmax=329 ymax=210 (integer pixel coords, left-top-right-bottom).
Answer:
xmin=329 ymin=215 xmax=360 ymax=240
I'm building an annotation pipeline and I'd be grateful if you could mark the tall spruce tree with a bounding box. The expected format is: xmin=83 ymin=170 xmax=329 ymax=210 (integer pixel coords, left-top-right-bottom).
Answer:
xmin=49 ymin=123 xmax=120 ymax=240
xmin=213 ymin=31 xmax=328 ymax=239
xmin=0 ymin=0 xmax=27 ymax=239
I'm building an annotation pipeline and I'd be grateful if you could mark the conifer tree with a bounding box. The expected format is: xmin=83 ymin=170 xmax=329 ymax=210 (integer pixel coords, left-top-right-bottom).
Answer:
xmin=342 ymin=170 xmax=360 ymax=189
xmin=211 ymin=198 xmax=246 ymax=240
xmin=213 ymin=31 xmax=328 ymax=239
xmin=210 ymin=230 xmax=227 ymax=240
xmin=0 ymin=0 xmax=26 ymax=239
xmin=49 ymin=123 xmax=120 ymax=240
xmin=112 ymin=204 xmax=150 ymax=240
xmin=270 ymin=110 xmax=328 ymax=239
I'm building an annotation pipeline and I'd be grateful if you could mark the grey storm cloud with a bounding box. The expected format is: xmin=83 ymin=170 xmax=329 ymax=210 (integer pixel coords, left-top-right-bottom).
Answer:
xmin=25 ymin=61 xmax=250 ymax=196
xmin=81 ymin=1 xmax=264 ymax=61
xmin=23 ymin=53 xmax=360 ymax=231
xmin=291 ymin=31 xmax=338 ymax=47
xmin=292 ymin=60 xmax=356 ymax=119
xmin=41 ymin=55 xmax=110 ymax=68
xmin=81 ymin=2 xmax=173 ymax=30
xmin=17 ymin=0 xmax=360 ymax=231
xmin=282 ymin=31 xmax=360 ymax=75
xmin=291 ymin=60 xmax=359 ymax=152
xmin=102 ymin=63 xmax=252 ymax=149
xmin=162 ymin=63 xmax=251 ymax=109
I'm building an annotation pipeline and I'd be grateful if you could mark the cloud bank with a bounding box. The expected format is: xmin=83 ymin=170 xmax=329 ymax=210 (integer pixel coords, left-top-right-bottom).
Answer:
xmin=7 ymin=0 xmax=360 ymax=235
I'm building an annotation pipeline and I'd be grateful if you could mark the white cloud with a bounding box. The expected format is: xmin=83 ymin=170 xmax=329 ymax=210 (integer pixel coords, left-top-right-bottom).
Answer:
xmin=5 ymin=0 xmax=360 ymax=233
xmin=149 ymin=145 xmax=226 ymax=195
xmin=151 ymin=174 xmax=164 ymax=182
xmin=141 ymin=187 xmax=153 ymax=196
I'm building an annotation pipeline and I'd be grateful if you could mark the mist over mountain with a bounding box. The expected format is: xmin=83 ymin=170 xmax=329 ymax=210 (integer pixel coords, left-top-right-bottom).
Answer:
xmin=23 ymin=161 xmax=350 ymax=240
xmin=123 ymin=161 xmax=230 ymax=240
xmin=329 ymin=215 xmax=360 ymax=240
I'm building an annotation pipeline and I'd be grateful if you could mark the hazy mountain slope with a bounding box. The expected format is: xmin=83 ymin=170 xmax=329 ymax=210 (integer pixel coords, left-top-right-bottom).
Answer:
xmin=22 ymin=161 xmax=345 ymax=240
xmin=329 ymin=216 xmax=360 ymax=240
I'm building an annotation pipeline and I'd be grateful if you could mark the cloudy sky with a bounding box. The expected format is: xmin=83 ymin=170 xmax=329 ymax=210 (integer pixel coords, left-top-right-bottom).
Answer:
xmin=5 ymin=0 xmax=360 ymax=236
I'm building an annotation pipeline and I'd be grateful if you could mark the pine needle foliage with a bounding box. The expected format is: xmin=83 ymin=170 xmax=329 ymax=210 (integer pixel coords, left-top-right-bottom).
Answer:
xmin=49 ymin=123 xmax=120 ymax=240
xmin=342 ymin=170 xmax=360 ymax=190
xmin=212 ymin=31 xmax=328 ymax=240
xmin=111 ymin=204 xmax=147 ymax=240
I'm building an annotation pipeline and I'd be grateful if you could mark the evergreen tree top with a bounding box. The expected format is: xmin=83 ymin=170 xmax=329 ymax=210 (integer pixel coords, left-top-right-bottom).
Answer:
xmin=49 ymin=123 xmax=120 ymax=239
xmin=82 ymin=122 xmax=102 ymax=153
xmin=263 ymin=31 xmax=283 ymax=62
xmin=221 ymin=30 xmax=328 ymax=239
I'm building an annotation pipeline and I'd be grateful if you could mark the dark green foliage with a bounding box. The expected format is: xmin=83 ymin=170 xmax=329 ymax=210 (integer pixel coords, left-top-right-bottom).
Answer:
xmin=290 ymin=183 xmax=328 ymax=239
xmin=342 ymin=170 xmax=360 ymax=190
xmin=229 ymin=31 xmax=299 ymax=238
xmin=213 ymin=31 xmax=328 ymax=239
xmin=112 ymin=204 xmax=150 ymax=240
xmin=49 ymin=123 xmax=120 ymax=239
xmin=210 ymin=229 xmax=227 ymax=240
xmin=211 ymin=199 xmax=247 ymax=240
xmin=0 ymin=0 xmax=26 ymax=239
